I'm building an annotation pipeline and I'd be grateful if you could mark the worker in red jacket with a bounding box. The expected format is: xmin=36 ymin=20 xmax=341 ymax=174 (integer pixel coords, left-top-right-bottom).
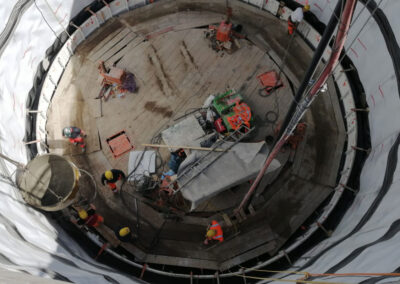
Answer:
xmin=101 ymin=169 xmax=126 ymax=193
xmin=62 ymin=126 xmax=86 ymax=152
xmin=204 ymin=220 xmax=224 ymax=245
xmin=71 ymin=207 xmax=104 ymax=228
xmin=287 ymin=5 xmax=310 ymax=35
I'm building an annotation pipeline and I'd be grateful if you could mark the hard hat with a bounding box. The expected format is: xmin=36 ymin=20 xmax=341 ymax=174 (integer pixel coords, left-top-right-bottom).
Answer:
xmin=105 ymin=170 xmax=113 ymax=180
xmin=206 ymin=229 xmax=216 ymax=238
xmin=119 ymin=227 xmax=131 ymax=237
xmin=303 ymin=4 xmax=310 ymax=11
xmin=78 ymin=209 xmax=88 ymax=220
xmin=62 ymin=127 xmax=70 ymax=137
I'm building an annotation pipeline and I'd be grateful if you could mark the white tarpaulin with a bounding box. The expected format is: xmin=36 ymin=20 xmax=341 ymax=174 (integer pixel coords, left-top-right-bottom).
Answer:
xmin=178 ymin=141 xmax=281 ymax=210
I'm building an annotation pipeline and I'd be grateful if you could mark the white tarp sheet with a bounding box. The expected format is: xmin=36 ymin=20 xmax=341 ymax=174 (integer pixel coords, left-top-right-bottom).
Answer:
xmin=178 ymin=141 xmax=281 ymax=210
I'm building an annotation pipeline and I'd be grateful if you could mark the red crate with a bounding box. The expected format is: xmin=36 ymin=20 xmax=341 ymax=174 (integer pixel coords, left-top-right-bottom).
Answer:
xmin=257 ymin=71 xmax=281 ymax=87
xmin=106 ymin=130 xmax=134 ymax=158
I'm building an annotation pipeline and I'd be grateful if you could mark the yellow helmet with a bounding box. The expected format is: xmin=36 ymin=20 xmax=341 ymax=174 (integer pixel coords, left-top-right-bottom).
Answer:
xmin=119 ymin=227 xmax=131 ymax=237
xmin=206 ymin=229 xmax=216 ymax=238
xmin=78 ymin=209 xmax=88 ymax=220
xmin=303 ymin=4 xmax=310 ymax=11
xmin=105 ymin=170 xmax=113 ymax=180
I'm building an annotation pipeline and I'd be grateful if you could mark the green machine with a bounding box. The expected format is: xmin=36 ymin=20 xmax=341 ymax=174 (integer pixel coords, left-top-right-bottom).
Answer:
xmin=212 ymin=90 xmax=252 ymax=132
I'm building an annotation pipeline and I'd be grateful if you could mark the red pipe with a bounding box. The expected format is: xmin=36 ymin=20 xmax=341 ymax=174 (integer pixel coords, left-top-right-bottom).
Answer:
xmin=235 ymin=0 xmax=357 ymax=214
xmin=309 ymin=0 xmax=357 ymax=95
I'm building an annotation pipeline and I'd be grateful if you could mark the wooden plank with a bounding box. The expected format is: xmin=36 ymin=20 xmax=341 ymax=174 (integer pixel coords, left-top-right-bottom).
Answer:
xmin=144 ymin=254 xmax=219 ymax=270
xmin=213 ymin=224 xmax=276 ymax=260
xmin=142 ymin=143 xmax=227 ymax=152
xmin=219 ymin=240 xmax=277 ymax=271
xmin=86 ymin=24 xmax=125 ymax=58
xmin=121 ymin=242 xmax=147 ymax=261
xmin=95 ymin=224 xmax=121 ymax=247
xmin=88 ymin=28 xmax=131 ymax=62
xmin=105 ymin=35 xmax=145 ymax=66
xmin=154 ymin=239 xmax=218 ymax=260
xmin=98 ymin=32 xmax=138 ymax=62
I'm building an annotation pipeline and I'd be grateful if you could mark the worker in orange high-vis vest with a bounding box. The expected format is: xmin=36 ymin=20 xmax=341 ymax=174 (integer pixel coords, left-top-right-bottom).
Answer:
xmin=204 ymin=220 xmax=224 ymax=245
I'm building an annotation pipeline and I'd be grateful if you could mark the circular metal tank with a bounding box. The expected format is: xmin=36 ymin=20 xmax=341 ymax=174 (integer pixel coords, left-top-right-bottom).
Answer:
xmin=17 ymin=154 xmax=80 ymax=211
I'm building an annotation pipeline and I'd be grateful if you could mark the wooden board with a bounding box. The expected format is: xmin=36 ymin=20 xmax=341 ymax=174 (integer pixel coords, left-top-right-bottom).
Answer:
xmin=88 ymin=28 xmax=131 ymax=62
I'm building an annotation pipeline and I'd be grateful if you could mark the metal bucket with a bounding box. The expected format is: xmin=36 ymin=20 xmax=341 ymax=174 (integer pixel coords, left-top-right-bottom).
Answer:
xmin=17 ymin=154 xmax=80 ymax=211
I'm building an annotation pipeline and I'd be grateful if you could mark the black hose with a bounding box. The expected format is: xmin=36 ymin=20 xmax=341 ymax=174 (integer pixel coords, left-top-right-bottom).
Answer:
xmin=276 ymin=0 xmax=344 ymax=141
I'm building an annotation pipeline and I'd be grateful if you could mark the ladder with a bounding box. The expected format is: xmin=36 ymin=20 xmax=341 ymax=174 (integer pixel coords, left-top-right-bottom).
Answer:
xmin=172 ymin=125 xmax=255 ymax=194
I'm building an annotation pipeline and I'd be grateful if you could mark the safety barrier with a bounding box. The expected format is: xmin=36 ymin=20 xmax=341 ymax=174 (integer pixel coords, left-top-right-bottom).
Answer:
xmin=34 ymin=0 xmax=359 ymax=278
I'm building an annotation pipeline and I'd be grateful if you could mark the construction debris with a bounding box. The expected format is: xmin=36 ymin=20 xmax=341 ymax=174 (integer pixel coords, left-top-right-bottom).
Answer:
xmin=205 ymin=8 xmax=244 ymax=54
xmin=96 ymin=61 xmax=137 ymax=101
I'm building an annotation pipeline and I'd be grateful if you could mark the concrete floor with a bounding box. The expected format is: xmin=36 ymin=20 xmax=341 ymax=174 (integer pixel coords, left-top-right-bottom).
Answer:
xmin=46 ymin=1 xmax=345 ymax=271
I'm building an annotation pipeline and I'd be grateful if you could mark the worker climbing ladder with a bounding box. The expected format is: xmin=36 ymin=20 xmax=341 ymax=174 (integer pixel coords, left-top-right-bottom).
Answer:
xmin=172 ymin=125 xmax=255 ymax=194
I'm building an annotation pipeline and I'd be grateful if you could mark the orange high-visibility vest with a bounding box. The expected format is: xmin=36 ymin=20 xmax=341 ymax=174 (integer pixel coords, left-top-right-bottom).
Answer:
xmin=209 ymin=220 xmax=224 ymax=242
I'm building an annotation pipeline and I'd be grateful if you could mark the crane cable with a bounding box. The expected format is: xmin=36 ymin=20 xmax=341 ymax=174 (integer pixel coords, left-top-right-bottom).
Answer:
xmin=237 ymin=266 xmax=400 ymax=283
xmin=235 ymin=274 xmax=345 ymax=284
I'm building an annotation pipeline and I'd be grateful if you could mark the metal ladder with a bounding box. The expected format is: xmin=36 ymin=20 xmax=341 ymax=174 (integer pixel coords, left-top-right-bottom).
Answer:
xmin=172 ymin=125 xmax=255 ymax=194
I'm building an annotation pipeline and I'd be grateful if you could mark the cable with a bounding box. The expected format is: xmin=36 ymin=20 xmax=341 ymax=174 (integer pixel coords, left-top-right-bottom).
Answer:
xmin=234 ymin=274 xmax=346 ymax=284
xmin=33 ymin=0 xmax=60 ymax=41
xmin=42 ymin=0 xmax=72 ymax=38
xmin=310 ymin=0 xmax=383 ymax=89
xmin=77 ymin=168 xmax=98 ymax=204
xmin=331 ymin=0 xmax=384 ymax=75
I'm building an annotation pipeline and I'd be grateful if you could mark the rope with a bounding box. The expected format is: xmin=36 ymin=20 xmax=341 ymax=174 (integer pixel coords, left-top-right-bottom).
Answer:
xmin=331 ymin=0 xmax=384 ymax=75
xmin=238 ymin=265 xmax=400 ymax=280
xmin=312 ymin=273 xmax=400 ymax=277
xmin=234 ymin=274 xmax=346 ymax=284
xmin=33 ymin=0 xmax=60 ymax=41
xmin=78 ymin=168 xmax=98 ymax=204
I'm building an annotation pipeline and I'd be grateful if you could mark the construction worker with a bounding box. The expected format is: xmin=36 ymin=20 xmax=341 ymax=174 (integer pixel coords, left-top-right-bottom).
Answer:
xmin=62 ymin=126 xmax=86 ymax=152
xmin=287 ymin=4 xmax=310 ymax=35
xmin=114 ymin=226 xmax=134 ymax=242
xmin=204 ymin=220 xmax=224 ymax=245
xmin=71 ymin=207 xmax=104 ymax=228
xmin=101 ymin=169 xmax=126 ymax=193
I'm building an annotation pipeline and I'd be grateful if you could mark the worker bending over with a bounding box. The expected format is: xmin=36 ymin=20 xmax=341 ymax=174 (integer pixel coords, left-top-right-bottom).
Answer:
xmin=287 ymin=4 xmax=310 ymax=35
xmin=71 ymin=207 xmax=104 ymax=228
xmin=204 ymin=220 xmax=224 ymax=245
xmin=101 ymin=169 xmax=126 ymax=193
xmin=62 ymin=126 xmax=86 ymax=152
